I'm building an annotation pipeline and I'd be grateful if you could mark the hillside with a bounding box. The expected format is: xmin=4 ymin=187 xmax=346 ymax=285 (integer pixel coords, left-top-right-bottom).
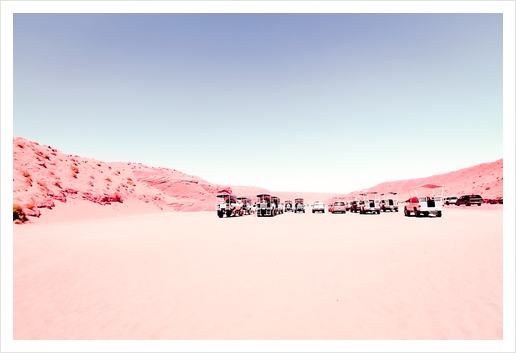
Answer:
xmin=12 ymin=137 xmax=267 ymax=219
xmin=324 ymin=159 xmax=503 ymax=204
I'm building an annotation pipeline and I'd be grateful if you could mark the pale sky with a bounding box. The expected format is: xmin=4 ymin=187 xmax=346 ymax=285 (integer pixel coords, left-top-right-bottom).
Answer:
xmin=7 ymin=4 xmax=509 ymax=194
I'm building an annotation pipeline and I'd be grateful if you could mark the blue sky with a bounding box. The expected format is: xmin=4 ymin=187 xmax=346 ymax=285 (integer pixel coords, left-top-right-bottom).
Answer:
xmin=11 ymin=12 xmax=504 ymax=193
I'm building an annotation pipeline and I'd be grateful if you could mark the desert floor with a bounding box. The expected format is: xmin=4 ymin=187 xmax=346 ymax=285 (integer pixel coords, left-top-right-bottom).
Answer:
xmin=13 ymin=202 xmax=503 ymax=341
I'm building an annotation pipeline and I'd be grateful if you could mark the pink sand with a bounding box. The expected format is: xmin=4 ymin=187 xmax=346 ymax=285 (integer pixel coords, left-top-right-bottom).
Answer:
xmin=13 ymin=201 xmax=502 ymax=340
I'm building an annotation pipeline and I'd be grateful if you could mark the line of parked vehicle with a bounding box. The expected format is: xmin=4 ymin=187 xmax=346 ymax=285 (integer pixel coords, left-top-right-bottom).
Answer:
xmin=216 ymin=184 xmax=498 ymax=219
xmin=215 ymin=191 xmax=403 ymax=218
xmin=443 ymin=195 xmax=502 ymax=206
xmin=215 ymin=193 xmax=306 ymax=218
xmin=325 ymin=192 xmax=399 ymax=214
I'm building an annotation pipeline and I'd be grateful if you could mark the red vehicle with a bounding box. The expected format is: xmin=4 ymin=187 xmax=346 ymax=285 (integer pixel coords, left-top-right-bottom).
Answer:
xmin=349 ymin=197 xmax=360 ymax=213
xmin=330 ymin=200 xmax=347 ymax=214
xmin=489 ymin=197 xmax=503 ymax=204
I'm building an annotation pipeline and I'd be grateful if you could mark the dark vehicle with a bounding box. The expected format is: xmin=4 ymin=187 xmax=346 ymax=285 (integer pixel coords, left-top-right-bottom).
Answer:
xmin=456 ymin=194 xmax=483 ymax=206
xmin=294 ymin=198 xmax=305 ymax=213
xmin=349 ymin=198 xmax=360 ymax=213
xmin=284 ymin=200 xmax=293 ymax=212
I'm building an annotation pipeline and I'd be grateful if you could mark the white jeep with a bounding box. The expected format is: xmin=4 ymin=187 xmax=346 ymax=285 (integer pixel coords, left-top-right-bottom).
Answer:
xmin=216 ymin=193 xmax=243 ymax=218
xmin=312 ymin=201 xmax=325 ymax=213
xmin=404 ymin=184 xmax=443 ymax=218
xmin=359 ymin=192 xmax=381 ymax=214
xmin=256 ymin=193 xmax=276 ymax=217
xmin=380 ymin=192 xmax=399 ymax=212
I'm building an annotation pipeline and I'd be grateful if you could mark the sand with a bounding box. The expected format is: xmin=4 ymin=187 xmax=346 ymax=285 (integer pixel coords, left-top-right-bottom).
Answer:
xmin=12 ymin=201 xmax=503 ymax=343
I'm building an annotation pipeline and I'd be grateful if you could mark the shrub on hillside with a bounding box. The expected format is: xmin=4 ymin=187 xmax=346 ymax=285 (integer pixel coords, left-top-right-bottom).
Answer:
xmin=13 ymin=204 xmax=27 ymax=223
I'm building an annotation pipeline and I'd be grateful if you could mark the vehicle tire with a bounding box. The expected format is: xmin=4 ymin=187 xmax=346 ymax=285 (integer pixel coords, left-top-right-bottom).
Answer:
xmin=217 ymin=210 xmax=224 ymax=218
xmin=414 ymin=209 xmax=420 ymax=217
xmin=436 ymin=211 xmax=442 ymax=217
xmin=376 ymin=210 xmax=380 ymax=214
xmin=466 ymin=203 xmax=470 ymax=206
xmin=226 ymin=210 xmax=232 ymax=217
xmin=404 ymin=207 xmax=410 ymax=217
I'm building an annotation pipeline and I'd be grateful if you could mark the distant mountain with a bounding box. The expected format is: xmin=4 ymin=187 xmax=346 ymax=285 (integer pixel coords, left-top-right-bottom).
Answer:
xmin=324 ymin=159 xmax=503 ymax=204
xmin=13 ymin=137 xmax=502 ymax=220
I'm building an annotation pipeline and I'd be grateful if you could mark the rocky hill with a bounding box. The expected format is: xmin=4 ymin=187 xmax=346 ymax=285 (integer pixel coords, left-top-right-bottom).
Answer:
xmin=12 ymin=137 xmax=267 ymax=219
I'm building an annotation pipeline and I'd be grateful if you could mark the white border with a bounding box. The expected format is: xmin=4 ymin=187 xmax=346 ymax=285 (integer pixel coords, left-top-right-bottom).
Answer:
xmin=2 ymin=1 xmax=514 ymax=352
